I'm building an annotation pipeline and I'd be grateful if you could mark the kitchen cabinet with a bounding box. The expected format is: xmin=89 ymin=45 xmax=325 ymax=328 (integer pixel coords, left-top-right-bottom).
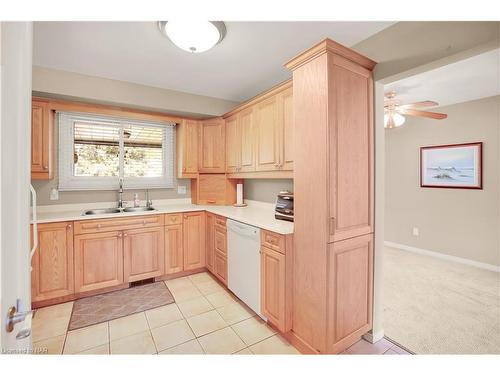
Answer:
xmin=177 ymin=119 xmax=199 ymax=178
xmin=31 ymin=222 xmax=74 ymax=304
xmin=164 ymin=223 xmax=183 ymax=274
xmin=205 ymin=213 xmax=215 ymax=272
xmin=199 ymin=118 xmax=225 ymax=173
xmin=225 ymin=108 xmax=255 ymax=173
xmin=255 ymin=95 xmax=280 ymax=171
xmin=260 ymin=245 xmax=286 ymax=331
xmin=280 ymin=87 xmax=294 ymax=171
xmin=74 ymin=231 xmax=124 ymax=293
xmin=327 ymin=234 xmax=373 ymax=353
xmin=213 ymin=216 xmax=227 ymax=285
xmin=214 ymin=250 xmax=228 ymax=285
xmin=191 ymin=174 xmax=238 ymax=205
xmin=31 ymin=99 xmax=53 ymax=180
xmin=183 ymin=212 xmax=206 ymax=270
xmin=285 ymin=39 xmax=375 ymax=353
xmin=123 ymin=226 xmax=165 ymax=282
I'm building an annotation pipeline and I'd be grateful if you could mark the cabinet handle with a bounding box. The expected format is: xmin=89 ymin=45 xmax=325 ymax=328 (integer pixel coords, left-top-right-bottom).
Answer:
xmin=97 ymin=224 xmax=102 ymax=229
xmin=142 ymin=220 xmax=146 ymax=225
xmin=172 ymin=217 xmax=177 ymax=221
xmin=118 ymin=232 xmax=122 ymax=238
xmin=43 ymin=165 xmax=48 ymax=170
xmin=329 ymin=217 xmax=336 ymax=235
xmin=123 ymin=233 xmax=128 ymax=237
xmin=183 ymin=167 xmax=186 ymax=172
xmin=207 ymin=200 xmax=216 ymax=204
xmin=274 ymin=163 xmax=279 ymax=169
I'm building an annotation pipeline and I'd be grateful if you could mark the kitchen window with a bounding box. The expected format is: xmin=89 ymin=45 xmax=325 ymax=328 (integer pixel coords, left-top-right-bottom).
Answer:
xmin=58 ymin=112 xmax=175 ymax=191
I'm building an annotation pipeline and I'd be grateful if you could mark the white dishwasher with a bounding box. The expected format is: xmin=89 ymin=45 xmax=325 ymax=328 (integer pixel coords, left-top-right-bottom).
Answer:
xmin=226 ymin=219 xmax=264 ymax=319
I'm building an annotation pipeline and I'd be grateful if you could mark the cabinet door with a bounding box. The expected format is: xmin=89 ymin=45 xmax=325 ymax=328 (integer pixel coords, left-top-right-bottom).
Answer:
xmin=206 ymin=213 xmax=215 ymax=272
xmin=31 ymin=222 xmax=74 ymax=302
xmin=74 ymin=231 xmax=124 ymax=293
xmin=280 ymin=87 xmax=294 ymax=171
xmin=214 ymin=225 xmax=227 ymax=255
xmin=31 ymin=100 xmax=52 ymax=179
xmin=260 ymin=246 xmax=286 ymax=331
xmin=199 ymin=118 xmax=225 ymax=173
xmin=327 ymin=234 xmax=373 ymax=353
xmin=165 ymin=224 xmax=184 ymax=274
xmin=183 ymin=212 xmax=206 ymax=270
xmin=214 ymin=250 xmax=227 ymax=285
xmin=225 ymin=114 xmax=240 ymax=173
xmin=123 ymin=227 xmax=164 ymax=282
xmin=255 ymin=96 xmax=280 ymax=171
xmin=239 ymin=107 xmax=255 ymax=172
xmin=184 ymin=120 xmax=199 ymax=174
xmin=328 ymin=64 xmax=373 ymax=242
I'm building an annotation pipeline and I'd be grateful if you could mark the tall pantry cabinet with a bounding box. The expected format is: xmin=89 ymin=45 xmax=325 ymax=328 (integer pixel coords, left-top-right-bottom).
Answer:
xmin=285 ymin=39 xmax=375 ymax=354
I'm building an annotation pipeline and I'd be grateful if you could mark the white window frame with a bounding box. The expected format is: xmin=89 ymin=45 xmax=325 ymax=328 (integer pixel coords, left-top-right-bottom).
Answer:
xmin=58 ymin=112 xmax=176 ymax=191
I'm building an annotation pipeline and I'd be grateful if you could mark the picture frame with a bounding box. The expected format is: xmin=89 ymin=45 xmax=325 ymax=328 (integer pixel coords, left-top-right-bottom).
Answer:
xmin=420 ymin=142 xmax=483 ymax=189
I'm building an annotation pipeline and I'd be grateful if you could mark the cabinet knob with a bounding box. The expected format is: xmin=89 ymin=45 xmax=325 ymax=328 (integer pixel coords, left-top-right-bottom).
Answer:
xmin=172 ymin=217 xmax=177 ymax=221
xmin=183 ymin=167 xmax=186 ymax=172
xmin=67 ymin=224 xmax=72 ymax=229
xmin=142 ymin=220 xmax=146 ymax=225
xmin=118 ymin=232 xmax=122 ymax=238
xmin=274 ymin=163 xmax=279 ymax=169
xmin=43 ymin=165 xmax=48 ymax=170
xmin=97 ymin=224 xmax=102 ymax=229
xmin=124 ymin=233 xmax=128 ymax=237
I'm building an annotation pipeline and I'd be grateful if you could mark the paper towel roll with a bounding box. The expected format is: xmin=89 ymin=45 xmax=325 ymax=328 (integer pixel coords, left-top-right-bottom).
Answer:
xmin=236 ymin=183 xmax=243 ymax=205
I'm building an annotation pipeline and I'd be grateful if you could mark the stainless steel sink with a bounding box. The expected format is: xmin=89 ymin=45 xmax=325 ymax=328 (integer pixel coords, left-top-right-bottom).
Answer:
xmin=123 ymin=207 xmax=155 ymax=212
xmin=82 ymin=208 xmax=122 ymax=216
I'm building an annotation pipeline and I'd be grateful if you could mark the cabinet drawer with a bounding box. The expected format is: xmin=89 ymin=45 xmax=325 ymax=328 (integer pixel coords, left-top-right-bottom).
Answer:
xmin=214 ymin=226 xmax=227 ymax=255
xmin=75 ymin=214 xmax=164 ymax=235
xmin=214 ymin=250 xmax=227 ymax=285
xmin=214 ymin=215 xmax=227 ymax=228
xmin=261 ymin=230 xmax=285 ymax=254
xmin=164 ymin=213 xmax=182 ymax=226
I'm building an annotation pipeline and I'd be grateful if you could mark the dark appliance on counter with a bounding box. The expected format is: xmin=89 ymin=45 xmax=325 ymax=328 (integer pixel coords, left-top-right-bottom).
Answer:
xmin=275 ymin=191 xmax=294 ymax=222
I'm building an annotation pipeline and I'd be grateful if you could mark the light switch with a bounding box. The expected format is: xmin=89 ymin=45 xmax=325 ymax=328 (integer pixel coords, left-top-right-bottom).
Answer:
xmin=177 ymin=185 xmax=187 ymax=194
xmin=412 ymin=227 xmax=419 ymax=236
xmin=50 ymin=188 xmax=59 ymax=201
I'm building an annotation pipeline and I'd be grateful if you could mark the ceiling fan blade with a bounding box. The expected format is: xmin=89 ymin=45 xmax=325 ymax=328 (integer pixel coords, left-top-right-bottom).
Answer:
xmin=399 ymin=101 xmax=438 ymax=109
xmin=398 ymin=108 xmax=447 ymax=120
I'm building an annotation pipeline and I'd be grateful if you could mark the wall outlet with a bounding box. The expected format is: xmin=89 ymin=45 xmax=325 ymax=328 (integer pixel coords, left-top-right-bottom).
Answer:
xmin=50 ymin=188 xmax=59 ymax=201
xmin=412 ymin=227 xmax=419 ymax=236
xmin=177 ymin=185 xmax=187 ymax=195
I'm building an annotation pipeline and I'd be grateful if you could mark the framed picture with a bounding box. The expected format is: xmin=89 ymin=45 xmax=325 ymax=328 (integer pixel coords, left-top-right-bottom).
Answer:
xmin=420 ymin=142 xmax=483 ymax=189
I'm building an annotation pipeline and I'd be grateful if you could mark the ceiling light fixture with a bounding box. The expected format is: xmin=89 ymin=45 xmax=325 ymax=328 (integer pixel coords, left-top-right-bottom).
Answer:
xmin=384 ymin=111 xmax=406 ymax=129
xmin=158 ymin=21 xmax=226 ymax=53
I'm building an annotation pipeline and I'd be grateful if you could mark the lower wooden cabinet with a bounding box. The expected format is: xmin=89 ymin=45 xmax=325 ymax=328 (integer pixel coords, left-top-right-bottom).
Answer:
xmin=165 ymin=223 xmax=184 ymax=274
xmin=260 ymin=245 xmax=286 ymax=331
xmin=205 ymin=213 xmax=215 ymax=272
xmin=183 ymin=212 xmax=206 ymax=270
xmin=123 ymin=227 xmax=164 ymax=282
xmin=31 ymin=222 xmax=74 ymax=303
xmin=74 ymin=231 xmax=124 ymax=293
xmin=327 ymin=234 xmax=373 ymax=353
xmin=214 ymin=250 xmax=227 ymax=285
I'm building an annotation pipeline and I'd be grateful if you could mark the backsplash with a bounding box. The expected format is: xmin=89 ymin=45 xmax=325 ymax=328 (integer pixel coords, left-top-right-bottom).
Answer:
xmin=243 ymin=179 xmax=293 ymax=203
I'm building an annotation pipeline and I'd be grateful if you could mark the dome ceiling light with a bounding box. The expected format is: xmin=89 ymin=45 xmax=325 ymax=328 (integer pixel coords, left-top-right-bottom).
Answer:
xmin=158 ymin=21 xmax=226 ymax=53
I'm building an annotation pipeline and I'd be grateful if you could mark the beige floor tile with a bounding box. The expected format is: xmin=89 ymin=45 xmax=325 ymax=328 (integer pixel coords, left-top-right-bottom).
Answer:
xmin=32 ymin=317 xmax=70 ymax=342
xmin=189 ymin=272 xmax=215 ymax=284
xmin=196 ymin=280 xmax=225 ymax=295
xmin=63 ymin=322 xmax=109 ymax=354
xmin=170 ymin=285 xmax=203 ymax=302
xmin=110 ymin=330 xmax=156 ymax=354
xmin=205 ymin=290 xmax=238 ymax=308
xmin=34 ymin=302 xmax=74 ymax=321
xmin=165 ymin=276 xmax=194 ymax=290
xmin=33 ymin=334 xmax=65 ymax=355
xmin=343 ymin=338 xmax=393 ymax=355
xmin=177 ymin=296 xmax=214 ymax=318
xmin=217 ymin=302 xmax=255 ymax=325
xmin=198 ymin=327 xmax=246 ymax=354
xmin=159 ymin=339 xmax=205 ymax=354
xmin=76 ymin=344 xmax=110 ymax=355
xmin=249 ymin=335 xmax=300 ymax=354
xmin=186 ymin=310 xmax=227 ymax=337
xmin=145 ymin=304 xmax=183 ymax=329
xmin=109 ymin=312 xmax=149 ymax=341
xmin=234 ymin=347 xmax=253 ymax=355
xmin=231 ymin=316 xmax=276 ymax=346
xmin=151 ymin=319 xmax=195 ymax=351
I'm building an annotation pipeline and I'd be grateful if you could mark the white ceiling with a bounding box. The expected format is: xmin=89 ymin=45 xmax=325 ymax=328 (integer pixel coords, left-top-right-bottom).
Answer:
xmin=33 ymin=21 xmax=393 ymax=102
xmin=385 ymin=48 xmax=500 ymax=108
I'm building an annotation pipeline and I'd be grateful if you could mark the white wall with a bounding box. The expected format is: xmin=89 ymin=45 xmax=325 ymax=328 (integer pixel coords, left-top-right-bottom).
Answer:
xmin=385 ymin=96 xmax=500 ymax=266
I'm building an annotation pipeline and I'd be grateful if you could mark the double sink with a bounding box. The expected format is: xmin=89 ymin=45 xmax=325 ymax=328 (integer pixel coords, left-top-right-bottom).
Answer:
xmin=83 ymin=207 xmax=156 ymax=216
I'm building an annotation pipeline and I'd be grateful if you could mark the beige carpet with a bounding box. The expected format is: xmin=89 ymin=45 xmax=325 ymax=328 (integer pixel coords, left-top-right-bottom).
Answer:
xmin=383 ymin=246 xmax=500 ymax=354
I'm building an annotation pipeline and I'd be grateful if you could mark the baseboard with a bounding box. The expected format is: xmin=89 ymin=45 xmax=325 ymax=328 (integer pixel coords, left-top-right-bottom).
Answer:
xmin=384 ymin=241 xmax=500 ymax=273
xmin=363 ymin=329 xmax=385 ymax=343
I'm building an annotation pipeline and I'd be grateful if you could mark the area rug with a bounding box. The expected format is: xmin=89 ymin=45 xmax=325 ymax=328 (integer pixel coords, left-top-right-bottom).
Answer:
xmin=68 ymin=281 xmax=174 ymax=330
xmin=383 ymin=246 xmax=500 ymax=354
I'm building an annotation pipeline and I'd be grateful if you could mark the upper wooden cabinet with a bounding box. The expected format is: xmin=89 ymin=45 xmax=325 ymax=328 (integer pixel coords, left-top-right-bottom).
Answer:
xmin=123 ymin=226 xmax=165 ymax=282
xmin=31 ymin=99 xmax=53 ymax=180
xmin=183 ymin=212 xmax=206 ymax=270
xmin=177 ymin=119 xmax=199 ymax=178
xmin=223 ymin=81 xmax=293 ymax=178
xmin=31 ymin=222 xmax=74 ymax=305
xmin=199 ymin=118 xmax=225 ymax=173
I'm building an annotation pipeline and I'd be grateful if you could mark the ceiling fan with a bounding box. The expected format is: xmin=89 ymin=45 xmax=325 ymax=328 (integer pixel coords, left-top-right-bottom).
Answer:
xmin=384 ymin=91 xmax=448 ymax=129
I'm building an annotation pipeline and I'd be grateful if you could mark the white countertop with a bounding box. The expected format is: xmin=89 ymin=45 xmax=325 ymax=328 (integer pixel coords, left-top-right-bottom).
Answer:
xmin=33 ymin=199 xmax=294 ymax=235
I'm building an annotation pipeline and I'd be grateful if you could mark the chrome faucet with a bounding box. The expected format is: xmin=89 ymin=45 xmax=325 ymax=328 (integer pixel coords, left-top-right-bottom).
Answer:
xmin=145 ymin=189 xmax=153 ymax=209
xmin=118 ymin=178 xmax=124 ymax=209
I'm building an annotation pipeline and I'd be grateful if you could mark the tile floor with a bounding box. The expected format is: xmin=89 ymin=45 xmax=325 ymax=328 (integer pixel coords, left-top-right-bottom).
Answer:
xmin=31 ymin=271 xmax=411 ymax=355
